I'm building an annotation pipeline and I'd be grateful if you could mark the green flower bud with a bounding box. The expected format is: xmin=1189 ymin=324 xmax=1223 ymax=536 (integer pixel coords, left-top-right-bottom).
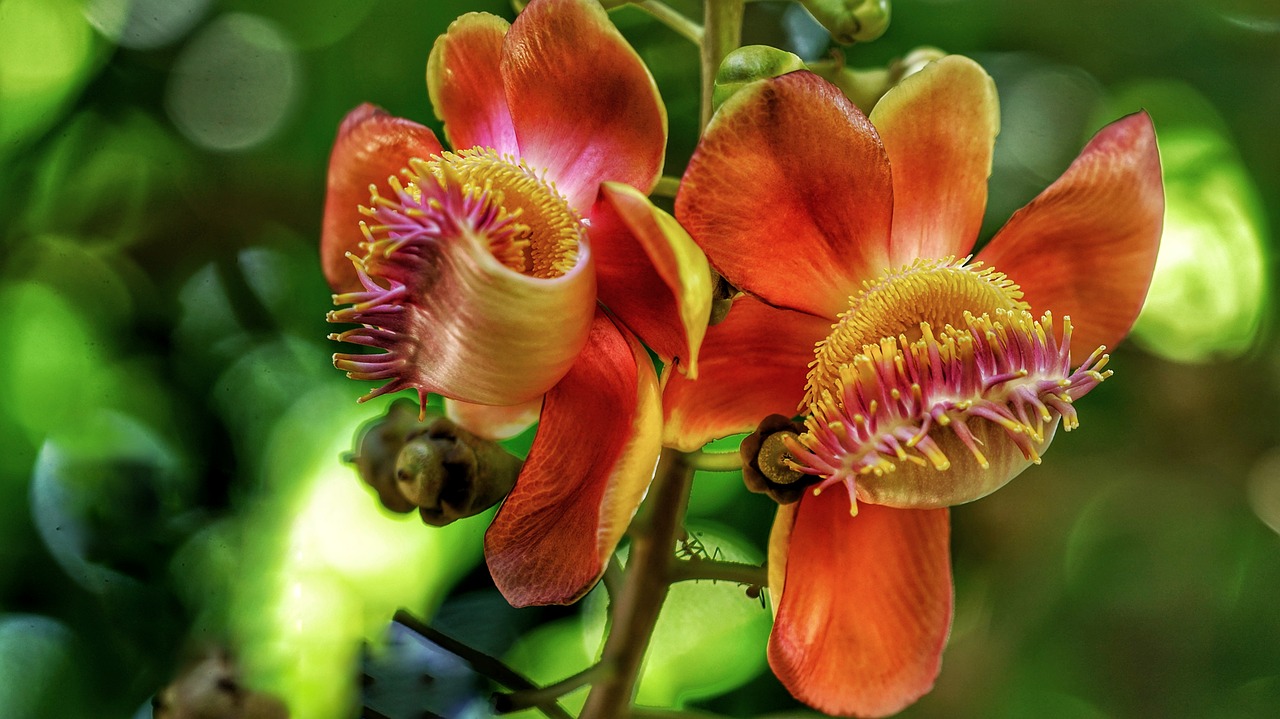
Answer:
xmin=713 ymin=45 xmax=807 ymax=109
xmin=799 ymin=0 xmax=892 ymax=45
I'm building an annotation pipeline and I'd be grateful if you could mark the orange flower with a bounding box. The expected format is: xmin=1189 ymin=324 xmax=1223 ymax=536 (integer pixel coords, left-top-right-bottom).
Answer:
xmin=321 ymin=0 xmax=709 ymax=606
xmin=665 ymin=59 xmax=1163 ymax=716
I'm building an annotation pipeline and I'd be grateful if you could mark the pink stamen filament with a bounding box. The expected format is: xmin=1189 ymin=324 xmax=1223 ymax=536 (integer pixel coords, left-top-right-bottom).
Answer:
xmin=785 ymin=309 xmax=1111 ymax=513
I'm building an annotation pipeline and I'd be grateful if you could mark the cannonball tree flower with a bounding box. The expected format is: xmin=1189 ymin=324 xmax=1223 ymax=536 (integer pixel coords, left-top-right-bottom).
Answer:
xmin=664 ymin=58 xmax=1163 ymax=716
xmin=321 ymin=0 xmax=711 ymax=606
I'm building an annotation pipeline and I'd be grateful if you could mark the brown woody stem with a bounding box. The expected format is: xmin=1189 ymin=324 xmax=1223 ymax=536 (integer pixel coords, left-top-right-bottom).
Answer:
xmin=578 ymin=448 xmax=695 ymax=719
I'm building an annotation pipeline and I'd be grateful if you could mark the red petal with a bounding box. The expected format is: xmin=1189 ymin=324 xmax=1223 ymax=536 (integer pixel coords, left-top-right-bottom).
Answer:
xmin=676 ymin=71 xmax=893 ymax=318
xmin=485 ymin=311 xmax=661 ymax=606
xmin=590 ymin=182 xmax=712 ymax=378
xmin=662 ymin=296 xmax=830 ymax=451
xmin=977 ymin=112 xmax=1164 ymax=362
xmin=870 ymin=56 xmax=998 ymax=265
xmin=321 ymin=105 xmax=443 ymax=293
xmin=501 ymin=0 xmax=666 ymax=210
xmin=770 ymin=499 xmax=953 ymax=717
xmin=426 ymin=12 xmax=519 ymax=154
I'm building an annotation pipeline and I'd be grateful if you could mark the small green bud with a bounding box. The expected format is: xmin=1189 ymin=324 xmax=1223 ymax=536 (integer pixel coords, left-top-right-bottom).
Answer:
xmin=713 ymin=45 xmax=807 ymax=109
xmin=809 ymin=46 xmax=948 ymax=114
xmin=799 ymin=0 xmax=892 ymax=45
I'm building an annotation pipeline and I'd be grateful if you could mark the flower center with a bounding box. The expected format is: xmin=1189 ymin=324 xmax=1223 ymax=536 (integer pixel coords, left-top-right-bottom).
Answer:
xmin=805 ymin=256 xmax=1027 ymax=406
xmin=788 ymin=258 xmax=1111 ymax=514
xmin=361 ymin=147 xmax=582 ymax=279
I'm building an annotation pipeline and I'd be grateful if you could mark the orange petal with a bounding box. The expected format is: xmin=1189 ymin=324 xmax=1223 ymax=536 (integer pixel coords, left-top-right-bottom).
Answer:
xmin=977 ymin=112 xmax=1164 ymax=362
xmin=870 ymin=56 xmax=998 ymax=265
xmin=426 ymin=12 xmax=519 ymax=155
xmin=770 ymin=499 xmax=953 ymax=717
xmin=328 ymin=199 xmax=596 ymax=407
xmin=321 ymin=104 xmax=443 ymax=293
xmin=676 ymin=71 xmax=893 ymax=318
xmin=485 ymin=311 xmax=661 ymax=606
xmin=500 ymin=0 xmax=667 ymax=210
xmin=445 ymin=397 xmax=543 ymax=441
xmin=662 ymin=296 xmax=831 ymax=451
xmin=590 ymin=182 xmax=712 ymax=378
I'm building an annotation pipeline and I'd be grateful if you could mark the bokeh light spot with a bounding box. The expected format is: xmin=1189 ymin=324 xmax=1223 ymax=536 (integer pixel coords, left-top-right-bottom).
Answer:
xmin=84 ymin=0 xmax=212 ymax=49
xmin=0 ymin=0 xmax=96 ymax=146
xmin=165 ymin=13 xmax=299 ymax=151
xmin=1113 ymin=81 xmax=1270 ymax=363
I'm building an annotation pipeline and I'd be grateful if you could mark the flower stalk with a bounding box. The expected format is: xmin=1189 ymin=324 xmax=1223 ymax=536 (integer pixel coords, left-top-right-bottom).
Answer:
xmin=700 ymin=0 xmax=746 ymax=129
xmin=634 ymin=0 xmax=704 ymax=44
xmin=579 ymin=448 xmax=696 ymax=719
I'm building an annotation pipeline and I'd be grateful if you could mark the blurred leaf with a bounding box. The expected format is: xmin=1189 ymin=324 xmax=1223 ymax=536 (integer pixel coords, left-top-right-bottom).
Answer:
xmin=25 ymin=110 xmax=195 ymax=247
xmin=30 ymin=409 xmax=194 ymax=593
xmin=585 ymin=522 xmax=770 ymax=707
xmin=0 ymin=615 xmax=88 ymax=719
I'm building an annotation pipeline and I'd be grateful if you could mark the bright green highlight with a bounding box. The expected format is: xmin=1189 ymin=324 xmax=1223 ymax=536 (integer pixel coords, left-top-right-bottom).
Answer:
xmin=585 ymin=522 xmax=770 ymax=706
xmin=0 ymin=0 xmax=98 ymax=147
xmin=1115 ymin=81 xmax=1269 ymax=363
xmin=228 ymin=387 xmax=486 ymax=719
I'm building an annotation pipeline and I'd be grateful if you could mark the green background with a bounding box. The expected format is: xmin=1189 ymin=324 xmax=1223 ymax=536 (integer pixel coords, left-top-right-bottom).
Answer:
xmin=0 ymin=0 xmax=1277 ymax=717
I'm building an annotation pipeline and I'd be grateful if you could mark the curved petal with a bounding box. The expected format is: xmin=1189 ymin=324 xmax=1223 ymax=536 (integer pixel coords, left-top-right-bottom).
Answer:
xmin=590 ymin=182 xmax=712 ymax=378
xmin=857 ymin=418 xmax=1059 ymax=509
xmin=676 ymin=71 xmax=893 ymax=319
xmin=445 ymin=396 xmax=543 ymax=441
xmin=770 ymin=499 xmax=952 ymax=718
xmin=977 ymin=112 xmax=1164 ymax=362
xmin=328 ymin=187 xmax=597 ymax=407
xmin=485 ymin=311 xmax=662 ymax=606
xmin=501 ymin=0 xmax=667 ymax=210
xmin=426 ymin=12 xmax=519 ymax=155
xmin=321 ymin=104 xmax=443 ymax=293
xmin=870 ymin=55 xmax=998 ymax=264
xmin=767 ymin=502 xmax=797 ymax=613
xmin=662 ymin=296 xmax=831 ymax=451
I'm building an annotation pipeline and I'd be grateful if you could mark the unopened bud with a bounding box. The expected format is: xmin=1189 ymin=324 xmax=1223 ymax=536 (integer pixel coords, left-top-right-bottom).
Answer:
xmin=713 ymin=45 xmax=807 ymax=110
xmin=810 ymin=46 xmax=948 ymax=114
xmin=348 ymin=399 xmax=522 ymax=525
xmin=153 ymin=650 xmax=289 ymax=719
xmin=740 ymin=414 xmax=819 ymax=504
xmin=709 ymin=271 xmax=740 ymax=326
xmin=799 ymin=0 xmax=891 ymax=45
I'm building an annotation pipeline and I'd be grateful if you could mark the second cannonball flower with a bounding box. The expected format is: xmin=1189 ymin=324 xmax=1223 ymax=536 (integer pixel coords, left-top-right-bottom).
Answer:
xmin=321 ymin=0 xmax=710 ymax=606
xmin=665 ymin=59 xmax=1163 ymax=715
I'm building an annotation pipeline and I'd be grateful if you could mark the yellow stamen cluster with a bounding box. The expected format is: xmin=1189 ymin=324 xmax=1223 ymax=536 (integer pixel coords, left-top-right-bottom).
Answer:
xmin=362 ymin=147 xmax=582 ymax=279
xmin=806 ymin=256 xmax=1027 ymax=407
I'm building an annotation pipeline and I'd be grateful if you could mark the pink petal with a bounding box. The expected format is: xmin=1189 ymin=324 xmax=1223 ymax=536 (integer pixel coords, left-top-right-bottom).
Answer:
xmin=426 ymin=12 xmax=519 ymax=154
xmin=870 ymin=56 xmax=998 ymax=265
xmin=662 ymin=296 xmax=831 ymax=451
xmin=676 ymin=71 xmax=894 ymax=318
xmin=444 ymin=397 xmax=543 ymax=441
xmin=485 ymin=311 xmax=662 ymax=606
xmin=977 ymin=112 xmax=1164 ymax=362
xmin=770 ymin=498 xmax=953 ymax=717
xmin=500 ymin=0 xmax=667 ymax=210
xmin=590 ymin=181 xmax=712 ymax=378
xmin=321 ymin=104 xmax=443 ymax=293
xmin=328 ymin=187 xmax=596 ymax=407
